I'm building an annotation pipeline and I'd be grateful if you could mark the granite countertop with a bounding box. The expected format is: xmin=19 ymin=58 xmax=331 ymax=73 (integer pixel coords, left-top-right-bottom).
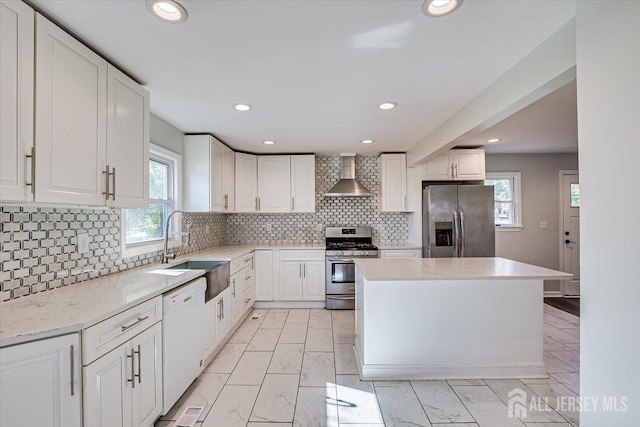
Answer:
xmin=0 ymin=243 xmax=324 ymax=348
xmin=355 ymin=257 xmax=573 ymax=281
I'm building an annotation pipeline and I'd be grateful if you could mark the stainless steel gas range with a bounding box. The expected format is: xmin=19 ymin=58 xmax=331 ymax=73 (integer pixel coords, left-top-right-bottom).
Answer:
xmin=325 ymin=227 xmax=378 ymax=309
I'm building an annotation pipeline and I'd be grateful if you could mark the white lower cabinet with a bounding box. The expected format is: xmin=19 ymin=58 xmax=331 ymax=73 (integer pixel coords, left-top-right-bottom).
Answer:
xmin=230 ymin=264 xmax=254 ymax=324
xmin=278 ymin=250 xmax=325 ymax=301
xmin=254 ymin=250 xmax=273 ymax=301
xmin=0 ymin=333 xmax=82 ymax=427
xmin=84 ymin=322 xmax=163 ymax=427
xmin=203 ymin=287 xmax=231 ymax=362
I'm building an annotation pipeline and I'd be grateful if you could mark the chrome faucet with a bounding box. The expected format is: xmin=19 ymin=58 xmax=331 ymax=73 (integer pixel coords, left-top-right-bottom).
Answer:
xmin=163 ymin=210 xmax=193 ymax=263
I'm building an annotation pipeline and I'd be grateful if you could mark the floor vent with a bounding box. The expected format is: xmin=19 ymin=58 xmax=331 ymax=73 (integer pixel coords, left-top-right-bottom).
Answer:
xmin=174 ymin=406 xmax=204 ymax=427
xmin=251 ymin=313 xmax=263 ymax=320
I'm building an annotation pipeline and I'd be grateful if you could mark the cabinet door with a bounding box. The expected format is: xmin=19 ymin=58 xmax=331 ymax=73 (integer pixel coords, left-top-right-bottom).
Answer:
xmin=107 ymin=65 xmax=149 ymax=208
xmin=279 ymin=261 xmax=303 ymax=300
xmin=291 ymin=155 xmax=315 ymax=213
xmin=235 ymin=152 xmax=257 ymax=212
xmin=0 ymin=0 xmax=33 ymax=202
xmin=381 ymin=154 xmax=407 ymax=212
xmin=424 ymin=153 xmax=452 ymax=180
xmin=254 ymin=250 xmax=273 ymax=301
xmin=302 ymin=261 xmax=325 ymax=301
xmin=210 ymin=138 xmax=224 ymax=211
xmin=203 ymin=298 xmax=218 ymax=359
xmin=184 ymin=135 xmax=211 ymax=211
xmin=0 ymin=334 xmax=82 ymax=427
xmin=216 ymin=288 xmax=231 ymax=340
xmin=230 ymin=271 xmax=245 ymax=324
xmin=35 ymin=13 xmax=107 ymax=205
xmin=84 ymin=342 xmax=131 ymax=427
xmin=453 ymin=150 xmax=485 ymax=180
xmin=222 ymin=146 xmax=235 ymax=212
xmin=258 ymin=156 xmax=291 ymax=212
xmin=130 ymin=322 xmax=163 ymax=427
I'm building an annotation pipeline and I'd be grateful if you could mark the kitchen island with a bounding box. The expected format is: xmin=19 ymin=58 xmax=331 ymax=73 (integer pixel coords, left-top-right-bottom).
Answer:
xmin=354 ymin=257 xmax=572 ymax=380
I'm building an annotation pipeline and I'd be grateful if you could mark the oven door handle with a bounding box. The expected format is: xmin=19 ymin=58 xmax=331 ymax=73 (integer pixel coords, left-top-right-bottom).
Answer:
xmin=327 ymin=295 xmax=355 ymax=300
xmin=327 ymin=258 xmax=356 ymax=262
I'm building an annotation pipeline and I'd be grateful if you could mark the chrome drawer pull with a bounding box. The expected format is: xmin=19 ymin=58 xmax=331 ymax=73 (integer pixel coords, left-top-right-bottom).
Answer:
xmin=69 ymin=345 xmax=75 ymax=396
xmin=121 ymin=315 xmax=150 ymax=331
xmin=127 ymin=349 xmax=135 ymax=388
xmin=135 ymin=344 xmax=142 ymax=383
xmin=327 ymin=296 xmax=355 ymax=300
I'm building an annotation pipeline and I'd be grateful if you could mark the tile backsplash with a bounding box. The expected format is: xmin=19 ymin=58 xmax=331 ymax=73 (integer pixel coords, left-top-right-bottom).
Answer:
xmin=227 ymin=155 xmax=410 ymax=244
xmin=0 ymin=206 xmax=226 ymax=301
xmin=1 ymin=154 xmax=409 ymax=301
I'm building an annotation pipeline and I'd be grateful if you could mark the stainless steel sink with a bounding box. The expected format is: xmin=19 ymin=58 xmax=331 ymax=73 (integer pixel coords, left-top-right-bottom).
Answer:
xmin=167 ymin=261 xmax=230 ymax=302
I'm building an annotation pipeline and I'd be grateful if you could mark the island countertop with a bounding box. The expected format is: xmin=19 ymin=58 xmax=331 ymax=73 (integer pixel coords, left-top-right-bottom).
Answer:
xmin=354 ymin=257 xmax=572 ymax=281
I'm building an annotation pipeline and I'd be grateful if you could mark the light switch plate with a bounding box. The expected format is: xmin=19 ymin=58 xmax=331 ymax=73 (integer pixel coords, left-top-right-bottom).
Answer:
xmin=77 ymin=232 xmax=90 ymax=253
xmin=206 ymin=224 xmax=210 ymax=234
xmin=266 ymin=223 xmax=272 ymax=232
xmin=316 ymin=224 xmax=323 ymax=232
xmin=539 ymin=221 xmax=548 ymax=229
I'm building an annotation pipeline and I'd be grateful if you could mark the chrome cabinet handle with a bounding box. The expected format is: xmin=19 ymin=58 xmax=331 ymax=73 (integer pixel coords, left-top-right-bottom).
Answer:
xmin=258 ymin=197 xmax=261 ymax=211
xmin=127 ymin=348 xmax=135 ymax=388
xmin=327 ymin=258 xmax=355 ymax=262
xmin=217 ymin=299 xmax=222 ymax=320
xmin=102 ymin=165 xmax=110 ymax=199
xmin=303 ymin=263 xmax=306 ymax=278
xmin=25 ymin=147 xmax=35 ymax=194
xmin=224 ymin=194 xmax=229 ymax=209
xmin=111 ymin=167 xmax=116 ymax=200
xmin=221 ymin=297 xmax=224 ymax=319
xmin=121 ymin=315 xmax=150 ymax=331
xmin=291 ymin=197 xmax=295 ymax=211
xmin=454 ymin=163 xmax=458 ymax=179
xmin=255 ymin=197 xmax=258 ymax=211
xmin=327 ymin=295 xmax=355 ymax=300
xmin=450 ymin=163 xmax=455 ymax=179
xmin=70 ymin=345 xmax=75 ymax=396
xmin=459 ymin=209 xmax=465 ymax=258
xmin=245 ymin=275 xmax=252 ymax=280
xmin=232 ymin=278 xmax=236 ymax=297
xmin=299 ymin=263 xmax=302 ymax=277
xmin=134 ymin=345 xmax=141 ymax=383
xmin=452 ymin=210 xmax=459 ymax=257
xmin=404 ymin=195 xmax=407 ymax=210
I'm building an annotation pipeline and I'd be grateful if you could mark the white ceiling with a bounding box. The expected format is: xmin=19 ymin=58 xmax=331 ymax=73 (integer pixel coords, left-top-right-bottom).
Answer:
xmin=30 ymin=0 xmax=576 ymax=154
xmin=457 ymin=80 xmax=578 ymax=154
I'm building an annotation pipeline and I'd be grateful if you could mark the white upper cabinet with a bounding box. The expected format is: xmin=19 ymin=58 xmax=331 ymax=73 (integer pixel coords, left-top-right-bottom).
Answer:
xmin=35 ymin=13 xmax=107 ymax=205
xmin=0 ymin=0 xmax=34 ymax=202
xmin=424 ymin=149 xmax=485 ymax=181
xmin=184 ymin=134 xmax=234 ymax=212
xmin=291 ymin=155 xmax=315 ymax=213
xmin=107 ymin=65 xmax=149 ymax=208
xmin=0 ymin=333 xmax=82 ymax=427
xmin=380 ymin=153 xmax=408 ymax=212
xmin=257 ymin=156 xmax=291 ymax=213
xmin=235 ymin=153 xmax=258 ymax=213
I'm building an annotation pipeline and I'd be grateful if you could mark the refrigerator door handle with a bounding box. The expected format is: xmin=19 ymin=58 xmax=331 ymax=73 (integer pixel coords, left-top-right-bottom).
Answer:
xmin=459 ymin=209 xmax=465 ymax=257
xmin=452 ymin=210 xmax=459 ymax=257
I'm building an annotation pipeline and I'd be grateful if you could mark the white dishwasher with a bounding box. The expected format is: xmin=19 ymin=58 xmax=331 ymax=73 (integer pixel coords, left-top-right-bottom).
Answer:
xmin=162 ymin=277 xmax=206 ymax=414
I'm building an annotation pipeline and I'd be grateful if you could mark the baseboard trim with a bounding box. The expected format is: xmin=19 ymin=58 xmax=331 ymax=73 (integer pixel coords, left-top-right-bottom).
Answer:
xmin=544 ymin=291 xmax=563 ymax=298
xmin=254 ymin=301 xmax=326 ymax=309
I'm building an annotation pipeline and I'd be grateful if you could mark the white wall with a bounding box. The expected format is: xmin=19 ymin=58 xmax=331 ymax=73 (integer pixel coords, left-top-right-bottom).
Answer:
xmin=486 ymin=153 xmax=578 ymax=293
xmin=150 ymin=113 xmax=184 ymax=154
xmin=577 ymin=2 xmax=640 ymax=425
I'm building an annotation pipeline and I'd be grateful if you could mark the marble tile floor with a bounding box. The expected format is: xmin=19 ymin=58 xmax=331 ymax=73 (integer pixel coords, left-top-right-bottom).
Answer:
xmin=156 ymin=304 xmax=580 ymax=427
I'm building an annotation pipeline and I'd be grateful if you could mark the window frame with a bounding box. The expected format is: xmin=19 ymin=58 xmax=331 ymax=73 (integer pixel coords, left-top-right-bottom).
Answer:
xmin=485 ymin=172 xmax=523 ymax=231
xmin=121 ymin=144 xmax=183 ymax=259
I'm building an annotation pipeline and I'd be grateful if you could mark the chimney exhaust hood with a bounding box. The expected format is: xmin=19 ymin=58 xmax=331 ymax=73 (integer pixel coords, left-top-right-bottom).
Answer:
xmin=324 ymin=154 xmax=373 ymax=197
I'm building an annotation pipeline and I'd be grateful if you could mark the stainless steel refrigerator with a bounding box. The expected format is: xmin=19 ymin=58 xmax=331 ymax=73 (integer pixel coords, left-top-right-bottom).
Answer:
xmin=422 ymin=184 xmax=495 ymax=258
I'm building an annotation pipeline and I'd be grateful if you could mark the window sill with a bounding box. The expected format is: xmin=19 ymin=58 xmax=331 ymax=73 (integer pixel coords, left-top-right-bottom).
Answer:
xmin=495 ymin=226 xmax=523 ymax=232
xmin=122 ymin=238 xmax=181 ymax=259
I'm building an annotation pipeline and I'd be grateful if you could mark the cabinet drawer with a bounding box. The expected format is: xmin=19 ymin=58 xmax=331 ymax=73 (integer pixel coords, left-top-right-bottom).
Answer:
xmin=242 ymin=268 xmax=254 ymax=291
xmin=380 ymin=249 xmax=421 ymax=258
xmin=279 ymin=250 xmax=325 ymax=261
xmin=82 ymin=296 xmax=162 ymax=365
xmin=231 ymin=252 xmax=254 ymax=275
xmin=242 ymin=284 xmax=255 ymax=310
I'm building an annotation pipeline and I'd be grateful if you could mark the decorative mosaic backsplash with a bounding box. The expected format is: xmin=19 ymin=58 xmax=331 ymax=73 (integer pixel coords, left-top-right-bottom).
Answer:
xmin=227 ymin=155 xmax=410 ymax=244
xmin=0 ymin=206 xmax=226 ymax=301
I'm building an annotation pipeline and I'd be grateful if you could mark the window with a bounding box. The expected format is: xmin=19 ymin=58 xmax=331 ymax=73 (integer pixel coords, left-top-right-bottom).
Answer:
xmin=485 ymin=172 xmax=522 ymax=229
xmin=122 ymin=144 xmax=182 ymax=258
xmin=570 ymin=183 xmax=580 ymax=207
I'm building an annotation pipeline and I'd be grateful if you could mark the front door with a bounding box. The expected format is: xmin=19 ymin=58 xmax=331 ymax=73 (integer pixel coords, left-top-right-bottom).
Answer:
xmin=561 ymin=173 xmax=580 ymax=296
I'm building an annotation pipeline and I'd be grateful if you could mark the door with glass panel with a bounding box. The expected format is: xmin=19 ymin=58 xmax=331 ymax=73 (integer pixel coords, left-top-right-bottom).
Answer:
xmin=561 ymin=173 xmax=580 ymax=296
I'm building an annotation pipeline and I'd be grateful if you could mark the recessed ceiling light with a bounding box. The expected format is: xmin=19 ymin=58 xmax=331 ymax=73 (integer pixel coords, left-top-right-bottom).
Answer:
xmin=378 ymin=102 xmax=397 ymax=110
xmin=263 ymin=140 xmax=276 ymax=145
xmin=487 ymin=138 xmax=501 ymax=143
xmin=422 ymin=0 xmax=463 ymax=17
xmin=146 ymin=0 xmax=188 ymax=23
xmin=233 ymin=104 xmax=252 ymax=111
xmin=361 ymin=139 xmax=374 ymax=144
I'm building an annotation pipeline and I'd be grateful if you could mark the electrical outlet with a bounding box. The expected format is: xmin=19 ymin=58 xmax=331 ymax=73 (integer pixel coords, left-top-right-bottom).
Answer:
xmin=77 ymin=232 xmax=90 ymax=253
xmin=205 ymin=225 xmax=210 ymax=234
xmin=316 ymin=224 xmax=323 ymax=232
xmin=539 ymin=221 xmax=548 ymax=229
xmin=266 ymin=223 xmax=272 ymax=232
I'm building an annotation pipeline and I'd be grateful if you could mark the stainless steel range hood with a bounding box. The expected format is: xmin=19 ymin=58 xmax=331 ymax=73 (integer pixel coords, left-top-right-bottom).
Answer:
xmin=325 ymin=154 xmax=373 ymax=197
